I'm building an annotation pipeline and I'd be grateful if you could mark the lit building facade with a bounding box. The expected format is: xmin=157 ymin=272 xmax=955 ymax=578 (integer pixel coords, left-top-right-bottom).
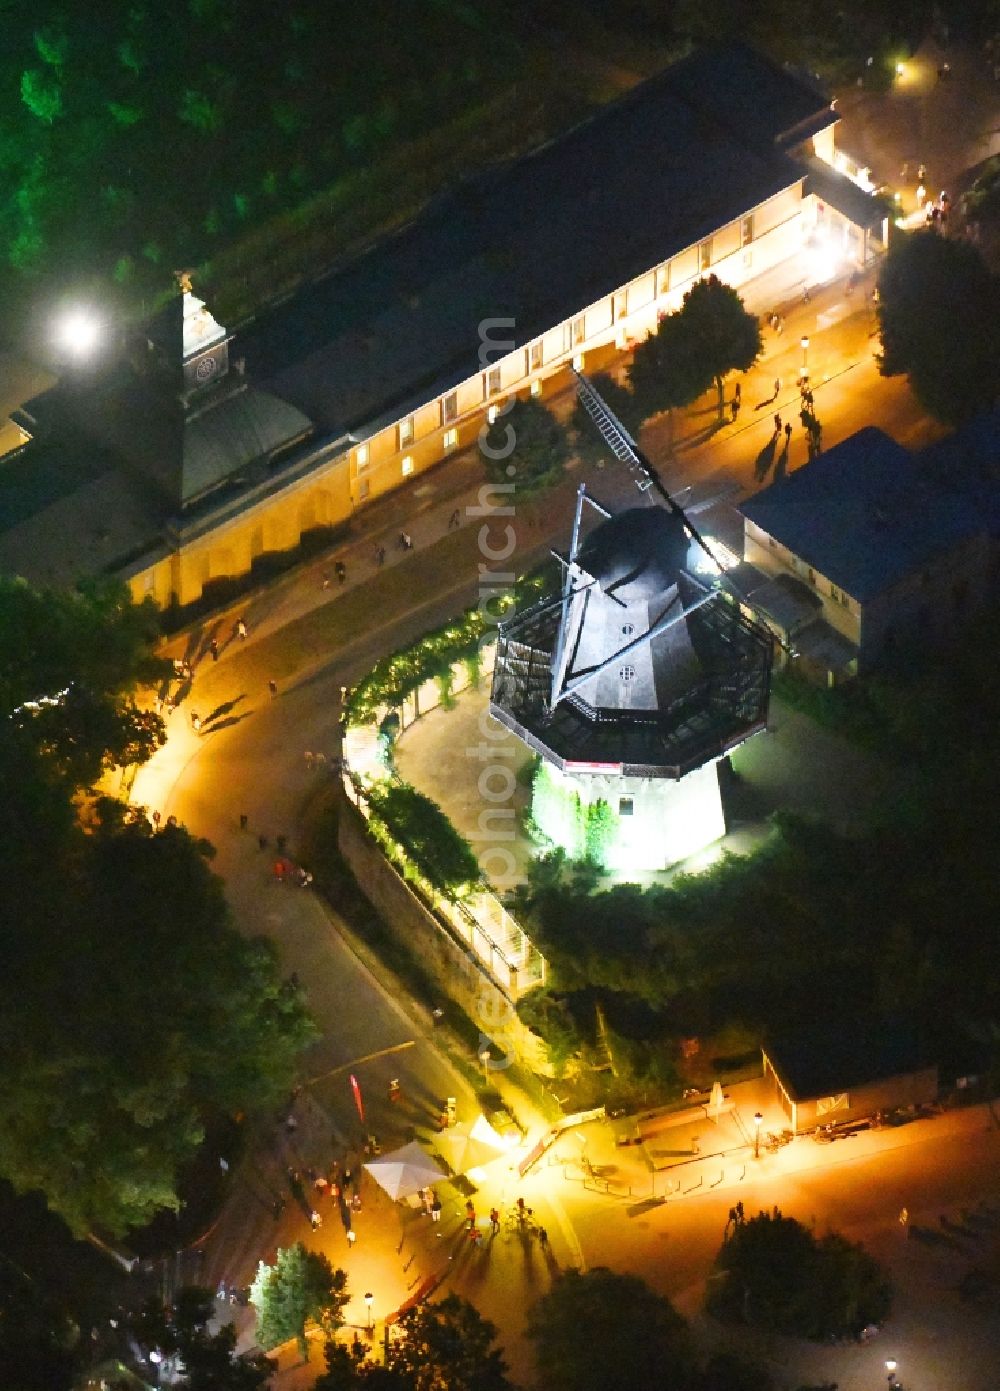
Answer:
xmin=0 ymin=44 xmax=886 ymax=608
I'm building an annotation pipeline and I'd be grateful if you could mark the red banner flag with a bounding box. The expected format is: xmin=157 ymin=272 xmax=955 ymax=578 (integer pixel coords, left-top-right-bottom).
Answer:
xmin=350 ymin=1073 xmax=365 ymax=1126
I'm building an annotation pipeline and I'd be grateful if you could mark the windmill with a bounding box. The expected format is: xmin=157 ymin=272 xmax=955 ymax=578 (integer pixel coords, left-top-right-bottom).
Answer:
xmin=489 ymin=375 xmax=773 ymax=872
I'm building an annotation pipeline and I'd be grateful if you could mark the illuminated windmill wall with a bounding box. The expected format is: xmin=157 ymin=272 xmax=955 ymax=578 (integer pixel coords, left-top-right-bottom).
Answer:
xmin=489 ymin=379 xmax=773 ymax=872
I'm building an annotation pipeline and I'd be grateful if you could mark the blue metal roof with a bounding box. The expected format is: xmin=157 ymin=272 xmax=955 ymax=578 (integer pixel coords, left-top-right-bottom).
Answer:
xmin=740 ymin=416 xmax=1000 ymax=602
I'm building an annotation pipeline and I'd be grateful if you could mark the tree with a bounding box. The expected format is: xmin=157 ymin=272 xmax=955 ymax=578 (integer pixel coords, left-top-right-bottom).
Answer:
xmin=0 ymin=577 xmax=315 ymax=1237
xmin=527 ymin=1267 xmax=692 ymax=1391
xmin=876 ymin=230 xmax=1000 ymax=425
xmin=315 ymin=1296 xmax=512 ymax=1391
xmin=251 ymin=1245 xmax=348 ymax=1359
xmin=666 ymin=275 xmax=762 ymax=421
xmin=628 ymin=310 xmax=714 ymax=447
xmin=387 ymin=1295 xmax=513 ymax=1391
xmin=707 ymin=1207 xmax=891 ymax=1340
xmin=0 ymin=1259 xmax=78 ymax=1391
xmin=482 ymin=397 xmax=573 ymax=493
xmin=0 ymin=576 xmax=169 ymax=787
xmin=131 ymin=1287 xmax=274 ymax=1390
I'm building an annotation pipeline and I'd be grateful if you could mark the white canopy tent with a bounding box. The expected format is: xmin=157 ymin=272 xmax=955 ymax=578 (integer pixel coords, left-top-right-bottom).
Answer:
xmin=363 ymin=1141 xmax=446 ymax=1200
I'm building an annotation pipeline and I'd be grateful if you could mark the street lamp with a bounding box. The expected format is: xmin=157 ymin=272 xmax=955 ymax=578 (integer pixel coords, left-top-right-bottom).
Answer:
xmin=54 ymin=308 xmax=102 ymax=360
xmin=799 ymin=335 xmax=810 ymax=381
xmin=364 ymin=1291 xmax=374 ymax=1335
xmin=753 ymin=1111 xmax=763 ymax=1159
xmin=478 ymin=1047 xmax=491 ymax=1079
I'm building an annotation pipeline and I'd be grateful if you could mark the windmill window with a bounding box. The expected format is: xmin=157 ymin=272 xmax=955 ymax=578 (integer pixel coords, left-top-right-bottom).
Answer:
xmin=619 ymin=665 xmax=636 ymax=683
xmin=618 ymin=797 xmax=634 ymax=816
xmin=621 ymin=623 xmax=635 ymax=636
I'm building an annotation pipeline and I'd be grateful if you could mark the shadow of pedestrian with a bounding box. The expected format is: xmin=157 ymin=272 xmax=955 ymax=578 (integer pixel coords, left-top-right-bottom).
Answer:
xmin=205 ymin=712 xmax=254 ymax=734
xmin=202 ymin=695 xmax=248 ymax=726
xmin=774 ymin=442 xmax=789 ymax=481
xmin=753 ymin=435 xmax=778 ymax=483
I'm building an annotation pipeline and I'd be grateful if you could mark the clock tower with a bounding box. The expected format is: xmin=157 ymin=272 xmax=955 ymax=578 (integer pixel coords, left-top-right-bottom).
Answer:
xmin=178 ymin=271 xmax=230 ymax=399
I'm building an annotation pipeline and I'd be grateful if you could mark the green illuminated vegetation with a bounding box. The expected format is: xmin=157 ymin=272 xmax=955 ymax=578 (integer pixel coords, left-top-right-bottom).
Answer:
xmin=364 ymin=779 xmax=481 ymax=899
xmin=344 ymin=572 xmax=546 ymax=727
xmin=531 ymin=761 xmax=616 ymax=869
xmin=251 ymin=1245 xmax=347 ymax=1359
xmin=0 ymin=577 xmax=314 ymax=1238
xmin=2 ymin=1 xmax=983 ymax=331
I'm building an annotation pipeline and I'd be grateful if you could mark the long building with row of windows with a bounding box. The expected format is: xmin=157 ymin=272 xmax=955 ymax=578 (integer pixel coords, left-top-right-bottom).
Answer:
xmin=0 ymin=43 xmax=886 ymax=608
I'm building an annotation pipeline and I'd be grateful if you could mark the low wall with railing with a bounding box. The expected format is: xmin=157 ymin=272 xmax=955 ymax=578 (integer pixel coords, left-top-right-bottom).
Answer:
xmin=337 ymin=793 xmax=550 ymax=1074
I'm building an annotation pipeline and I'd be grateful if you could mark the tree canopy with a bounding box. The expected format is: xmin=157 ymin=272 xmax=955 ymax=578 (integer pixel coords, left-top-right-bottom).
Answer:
xmin=707 ymin=1208 xmax=891 ymax=1340
xmin=131 ymin=1286 xmax=274 ymax=1390
xmin=315 ymin=1296 xmax=512 ymax=1391
xmin=0 ymin=578 xmax=315 ymax=1237
xmin=482 ymin=397 xmax=574 ymax=494
xmin=670 ymin=275 xmax=762 ymax=419
xmin=876 ymin=230 xmax=1000 ymax=425
xmin=628 ymin=307 xmax=715 ymax=428
xmin=526 ymin=1267 xmax=692 ymax=1391
xmin=251 ymin=1245 xmax=348 ymax=1359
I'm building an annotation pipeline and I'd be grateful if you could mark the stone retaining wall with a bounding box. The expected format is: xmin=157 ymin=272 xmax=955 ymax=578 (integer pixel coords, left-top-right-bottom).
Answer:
xmin=338 ymin=796 xmax=550 ymax=1075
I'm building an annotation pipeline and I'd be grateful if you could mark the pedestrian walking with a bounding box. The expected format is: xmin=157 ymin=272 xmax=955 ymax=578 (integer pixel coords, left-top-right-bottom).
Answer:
xmin=734 ymin=382 xmax=741 ymax=406
xmin=730 ymin=399 xmax=739 ymax=423
xmin=489 ymin=1207 xmax=500 ymax=1235
xmin=375 ymin=544 xmax=386 ymax=567
xmin=322 ymin=571 xmax=331 ymax=590
xmin=209 ymin=638 xmax=219 ymax=662
xmin=448 ymin=508 xmax=461 ymax=529
xmin=917 ymin=163 xmax=927 ymax=185
xmin=258 ymin=833 xmax=268 ymax=851
xmin=268 ymin=679 xmax=278 ymax=698
xmin=538 ymin=1226 xmax=548 ymax=1249
xmin=298 ymin=868 xmax=313 ymax=887
xmin=239 ymin=813 xmax=248 ymax=831
xmin=465 ymin=1200 xmax=476 ymax=1222
xmin=773 ymin=413 xmax=782 ymax=434
xmin=347 ymin=1229 xmax=356 ymax=1246
xmin=236 ymin=618 xmax=248 ymax=641
xmin=773 ymin=377 xmax=781 ymax=397
xmin=335 ymin=560 xmax=346 ymax=584
xmin=470 ymin=1226 xmax=483 ymax=1248
xmin=152 ymin=810 xmax=162 ymax=828
xmin=191 ymin=712 xmax=202 ymax=732
xmin=277 ymin=833 xmax=287 ymax=853
xmin=784 ymin=421 xmax=792 ymax=445
xmin=399 ymin=531 xmax=413 ymax=550
xmin=310 ymin=1210 xmax=322 ymax=1230
xmin=516 ymin=1197 xmax=526 ymax=1221
xmin=431 ymin=1196 xmax=442 ymax=1223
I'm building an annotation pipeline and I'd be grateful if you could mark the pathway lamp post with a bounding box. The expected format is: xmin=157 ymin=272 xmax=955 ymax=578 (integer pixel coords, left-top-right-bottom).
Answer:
xmin=753 ymin=1111 xmax=763 ymax=1159
xmin=365 ymin=1291 xmax=374 ymax=1336
xmin=799 ymin=336 xmax=810 ymax=382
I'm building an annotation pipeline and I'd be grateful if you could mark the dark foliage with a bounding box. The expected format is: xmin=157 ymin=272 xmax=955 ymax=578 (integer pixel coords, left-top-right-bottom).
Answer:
xmin=708 ymin=1208 xmax=891 ymax=1339
xmin=877 ymin=231 xmax=1000 ymax=424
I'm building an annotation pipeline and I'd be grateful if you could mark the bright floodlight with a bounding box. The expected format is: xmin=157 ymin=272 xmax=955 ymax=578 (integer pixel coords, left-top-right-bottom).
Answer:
xmin=56 ymin=310 xmax=101 ymax=358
